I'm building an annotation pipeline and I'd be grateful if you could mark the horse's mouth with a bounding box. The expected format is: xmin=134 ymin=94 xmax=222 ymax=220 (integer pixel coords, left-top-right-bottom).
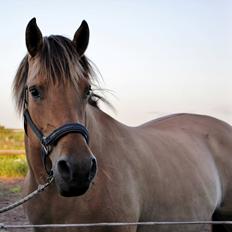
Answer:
xmin=55 ymin=179 xmax=91 ymax=197
xmin=60 ymin=186 xmax=89 ymax=197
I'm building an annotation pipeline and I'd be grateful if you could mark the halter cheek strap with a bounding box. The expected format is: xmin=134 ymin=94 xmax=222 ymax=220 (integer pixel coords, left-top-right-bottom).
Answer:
xmin=23 ymin=109 xmax=89 ymax=176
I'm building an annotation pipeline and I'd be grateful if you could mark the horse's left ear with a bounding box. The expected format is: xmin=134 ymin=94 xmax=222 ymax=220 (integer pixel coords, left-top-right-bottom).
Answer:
xmin=73 ymin=20 xmax=89 ymax=56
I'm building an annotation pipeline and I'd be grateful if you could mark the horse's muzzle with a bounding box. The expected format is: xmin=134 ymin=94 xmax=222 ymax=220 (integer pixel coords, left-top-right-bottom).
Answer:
xmin=55 ymin=155 xmax=97 ymax=197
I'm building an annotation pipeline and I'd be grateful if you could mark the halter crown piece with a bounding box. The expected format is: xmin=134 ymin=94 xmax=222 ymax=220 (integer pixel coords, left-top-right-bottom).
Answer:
xmin=23 ymin=87 xmax=89 ymax=176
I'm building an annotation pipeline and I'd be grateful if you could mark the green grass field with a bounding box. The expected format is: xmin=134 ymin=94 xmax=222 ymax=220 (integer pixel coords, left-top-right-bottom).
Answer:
xmin=0 ymin=126 xmax=27 ymax=177
xmin=0 ymin=154 xmax=27 ymax=177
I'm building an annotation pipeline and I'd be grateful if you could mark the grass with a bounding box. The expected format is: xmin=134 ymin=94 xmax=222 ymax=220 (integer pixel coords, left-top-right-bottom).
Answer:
xmin=9 ymin=185 xmax=22 ymax=193
xmin=0 ymin=154 xmax=28 ymax=177
xmin=0 ymin=126 xmax=27 ymax=177
xmin=0 ymin=153 xmax=28 ymax=177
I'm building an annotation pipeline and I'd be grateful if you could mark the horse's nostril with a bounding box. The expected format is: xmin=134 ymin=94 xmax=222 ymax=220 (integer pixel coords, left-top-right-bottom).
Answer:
xmin=57 ymin=160 xmax=71 ymax=181
xmin=89 ymin=157 xmax=97 ymax=181
xmin=57 ymin=156 xmax=97 ymax=183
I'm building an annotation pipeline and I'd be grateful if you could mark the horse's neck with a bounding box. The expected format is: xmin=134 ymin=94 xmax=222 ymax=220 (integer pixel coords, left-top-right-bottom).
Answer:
xmin=86 ymin=105 xmax=128 ymax=154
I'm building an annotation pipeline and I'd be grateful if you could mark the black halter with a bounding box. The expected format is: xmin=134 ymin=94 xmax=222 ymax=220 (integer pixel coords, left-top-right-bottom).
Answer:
xmin=23 ymin=89 xmax=89 ymax=176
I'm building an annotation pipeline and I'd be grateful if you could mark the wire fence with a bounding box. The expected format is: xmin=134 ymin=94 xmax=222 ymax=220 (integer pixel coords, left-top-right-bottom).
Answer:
xmin=1 ymin=221 xmax=232 ymax=230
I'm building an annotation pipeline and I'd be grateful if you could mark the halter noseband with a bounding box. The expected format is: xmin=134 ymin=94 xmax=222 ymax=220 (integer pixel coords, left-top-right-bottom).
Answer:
xmin=23 ymin=88 xmax=89 ymax=176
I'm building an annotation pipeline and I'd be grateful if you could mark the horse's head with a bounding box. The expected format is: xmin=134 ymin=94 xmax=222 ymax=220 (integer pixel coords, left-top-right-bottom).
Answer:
xmin=14 ymin=18 xmax=97 ymax=197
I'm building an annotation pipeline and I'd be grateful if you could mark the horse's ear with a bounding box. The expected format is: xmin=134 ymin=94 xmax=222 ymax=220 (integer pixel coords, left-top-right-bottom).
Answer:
xmin=73 ymin=20 xmax=89 ymax=56
xmin=25 ymin=18 xmax=43 ymax=57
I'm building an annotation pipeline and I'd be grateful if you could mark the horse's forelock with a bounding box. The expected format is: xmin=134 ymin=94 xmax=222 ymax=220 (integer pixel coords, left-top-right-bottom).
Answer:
xmin=40 ymin=36 xmax=86 ymax=85
xmin=13 ymin=35 xmax=104 ymax=115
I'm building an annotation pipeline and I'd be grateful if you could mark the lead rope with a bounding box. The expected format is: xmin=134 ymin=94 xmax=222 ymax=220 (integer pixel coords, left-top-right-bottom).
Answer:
xmin=0 ymin=176 xmax=54 ymax=213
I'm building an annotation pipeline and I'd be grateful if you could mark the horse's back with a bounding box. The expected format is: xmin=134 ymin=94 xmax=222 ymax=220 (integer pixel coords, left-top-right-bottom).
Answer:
xmin=140 ymin=113 xmax=231 ymax=132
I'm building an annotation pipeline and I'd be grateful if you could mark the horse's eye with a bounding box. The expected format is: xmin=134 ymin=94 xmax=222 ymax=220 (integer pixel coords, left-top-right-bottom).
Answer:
xmin=29 ymin=86 xmax=41 ymax=99
xmin=85 ymin=86 xmax=92 ymax=98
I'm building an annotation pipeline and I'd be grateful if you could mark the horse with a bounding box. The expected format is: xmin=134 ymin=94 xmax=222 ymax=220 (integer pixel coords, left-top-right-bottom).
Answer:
xmin=12 ymin=18 xmax=232 ymax=232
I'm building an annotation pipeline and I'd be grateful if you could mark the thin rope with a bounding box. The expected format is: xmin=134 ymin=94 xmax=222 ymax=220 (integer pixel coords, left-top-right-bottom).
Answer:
xmin=1 ymin=221 xmax=232 ymax=229
xmin=0 ymin=176 xmax=54 ymax=213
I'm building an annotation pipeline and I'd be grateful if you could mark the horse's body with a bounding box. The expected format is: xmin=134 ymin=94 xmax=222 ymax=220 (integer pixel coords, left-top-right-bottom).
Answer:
xmin=14 ymin=19 xmax=232 ymax=232
xmin=24 ymin=109 xmax=232 ymax=232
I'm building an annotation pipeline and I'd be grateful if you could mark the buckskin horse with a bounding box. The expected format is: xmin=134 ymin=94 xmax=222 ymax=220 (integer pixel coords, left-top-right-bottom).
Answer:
xmin=13 ymin=18 xmax=232 ymax=232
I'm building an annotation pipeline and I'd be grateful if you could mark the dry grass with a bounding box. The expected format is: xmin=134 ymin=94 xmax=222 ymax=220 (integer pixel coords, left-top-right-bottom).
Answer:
xmin=0 ymin=126 xmax=24 ymax=150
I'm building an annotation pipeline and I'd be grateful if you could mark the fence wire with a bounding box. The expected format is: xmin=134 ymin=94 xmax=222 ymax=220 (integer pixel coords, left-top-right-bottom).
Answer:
xmin=1 ymin=221 xmax=232 ymax=230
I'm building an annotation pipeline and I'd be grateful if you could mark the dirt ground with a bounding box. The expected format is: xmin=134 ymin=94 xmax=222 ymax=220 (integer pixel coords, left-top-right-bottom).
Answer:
xmin=0 ymin=178 xmax=32 ymax=232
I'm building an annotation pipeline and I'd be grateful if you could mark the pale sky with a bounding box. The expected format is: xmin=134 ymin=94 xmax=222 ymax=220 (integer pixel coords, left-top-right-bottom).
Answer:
xmin=0 ymin=0 xmax=231 ymax=128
